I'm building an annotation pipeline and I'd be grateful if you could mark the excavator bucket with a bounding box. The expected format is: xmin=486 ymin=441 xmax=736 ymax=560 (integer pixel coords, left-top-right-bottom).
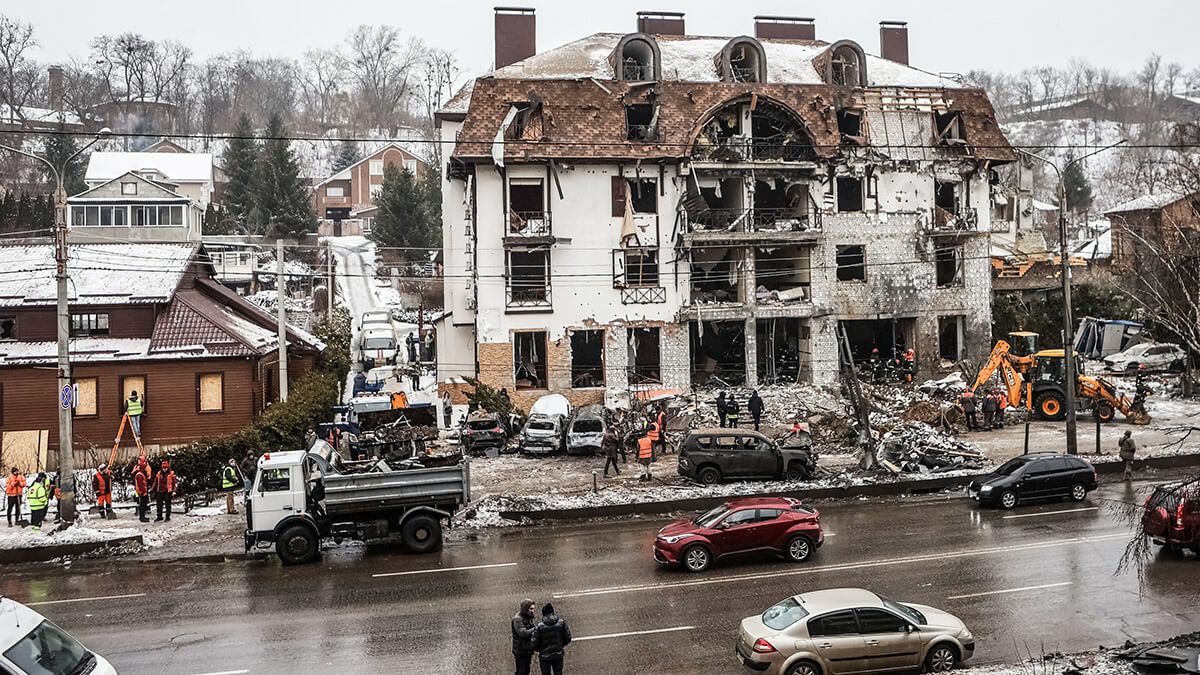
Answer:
xmin=1126 ymin=404 xmax=1151 ymax=425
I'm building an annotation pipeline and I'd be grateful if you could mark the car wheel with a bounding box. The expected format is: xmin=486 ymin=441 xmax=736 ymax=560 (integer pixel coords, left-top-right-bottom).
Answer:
xmin=786 ymin=660 xmax=822 ymax=675
xmin=276 ymin=525 xmax=319 ymax=565
xmin=1035 ymin=392 xmax=1066 ymax=421
xmin=785 ymin=535 xmax=813 ymax=562
xmin=682 ymin=545 xmax=711 ymax=573
xmin=926 ymin=645 xmax=958 ymax=673
xmin=400 ymin=515 xmax=442 ymax=554
xmin=696 ymin=466 xmax=721 ymax=485
xmin=1093 ymin=402 xmax=1115 ymax=423
xmin=1069 ymin=482 xmax=1088 ymax=502
xmin=999 ymin=489 xmax=1018 ymax=510
xmin=785 ymin=462 xmax=810 ymax=481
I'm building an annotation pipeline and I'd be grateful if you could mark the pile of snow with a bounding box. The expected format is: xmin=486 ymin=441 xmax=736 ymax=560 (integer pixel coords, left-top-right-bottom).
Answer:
xmin=0 ymin=521 xmax=142 ymax=550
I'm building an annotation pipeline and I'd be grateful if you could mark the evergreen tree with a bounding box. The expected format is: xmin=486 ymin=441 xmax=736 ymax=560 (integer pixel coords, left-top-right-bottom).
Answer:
xmin=332 ymin=139 xmax=359 ymax=172
xmin=369 ymin=163 xmax=435 ymax=258
xmin=222 ymin=114 xmax=259 ymax=229
xmin=0 ymin=192 xmax=15 ymax=233
xmin=203 ymin=202 xmax=234 ymax=235
xmin=15 ymin=194 xmax=32 ymax=230
xmin=1061 ymin=156 xmax=1093 ymax=214
xmin=253 ymin=112 xmax=316 ymax=239
xmin=42 ymin=123 xmax=87 ymax=195
xmin=36 ymin=195 xmax=55 ymax=229
xmin=420 ymin=159 xmax=442 ymax=246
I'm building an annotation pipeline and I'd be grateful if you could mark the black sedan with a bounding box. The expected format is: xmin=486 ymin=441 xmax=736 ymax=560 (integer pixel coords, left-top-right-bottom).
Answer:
xmin=968 ymin=453 xmax=1098 ymax=509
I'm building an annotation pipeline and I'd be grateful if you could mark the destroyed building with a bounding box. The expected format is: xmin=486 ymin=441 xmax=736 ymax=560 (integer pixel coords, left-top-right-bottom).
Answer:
xmin=435 ymin=9 xmax=1014 ymax=410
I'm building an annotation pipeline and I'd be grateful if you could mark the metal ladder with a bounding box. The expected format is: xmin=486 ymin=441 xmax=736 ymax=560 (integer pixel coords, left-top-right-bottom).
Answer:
xmin=107 ymin=414 xmax=145 ymax=466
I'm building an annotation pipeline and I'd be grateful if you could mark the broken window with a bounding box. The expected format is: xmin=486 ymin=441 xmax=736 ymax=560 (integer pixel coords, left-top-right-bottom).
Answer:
xmin=0 ymin=315 xmax=14 ymax=340
xmin=626 ymin=104 xmax=657 ymax=141
xmin=750 ymin=101 xmax=813 ymax=161
xmin=753 ymin=179 xmax=811 ymax=231
xmin=934 ymin=111 xmax=966 ymax=145
xmin=934 ymin=181 xmax=958 ymax=211
xmin=755 ymin=245 xmax=812 ymax=302
xmin=624 ymin=248 xmax=659 ymax=287
xmin=513 ymin=331 xmax=548 ymax=390
xmin=691 ymin=177 xmax=743 ymax=230
xmin=757 ymin=318 xmax=811 ymax=384
xmin=836 ymin=176 xmax=863 ymax=212
xmin=938 ymin=316 xmax=964 ymax=361
xmin=836 ymin=245 xmax=866 ymax=282
xmin=837 ymin=109 xmax=862 ymax=136
xmin=508 ymin=178 xmax=547 ymax=236
xmin=728 ymin=43 xmax=762 ymax=83
xmin=690 ymin=320 xmax=746 ymax=386
xmin=570 ymin=329 xmax=604 ymax=388
xmin=690 ymin=247 xmax=742 ymax=303
xmin=506 ymin=103 xmax=533 ymax=140
xmin=840 ymin=318 xmax=914 ymax=364
xmin=620 ymin=38 xmax=655 ymax=80
xmin=628 ymin=327 xmax=661 ymax=384
xmin=831 ymin=46 xmax=861 ymax=86
xmin=627 ymin=178 xmax=657 ymax=214
xmin=506 ymin=248 xmax=551 ymax=307
xmin=935 ymin=245 xmax=964 ymax=287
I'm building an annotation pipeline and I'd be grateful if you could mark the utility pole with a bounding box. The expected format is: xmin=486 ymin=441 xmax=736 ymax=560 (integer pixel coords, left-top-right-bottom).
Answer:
xmin=1018 ymin=139 xmax=1126 ymax=456
xmin=326 ymin=238 xmax=334 ymax=319
xmin=0 ymin=128 xmax=109 ymax=527
xmin=276 ymin=238 xmax=289 ymax=402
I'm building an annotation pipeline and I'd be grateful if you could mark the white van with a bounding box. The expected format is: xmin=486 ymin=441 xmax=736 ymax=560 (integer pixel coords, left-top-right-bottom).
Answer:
xmin=359 ymin=327 xmax=397 ymax=369
xmin=0 ymin=597 xmax=118 ymax=674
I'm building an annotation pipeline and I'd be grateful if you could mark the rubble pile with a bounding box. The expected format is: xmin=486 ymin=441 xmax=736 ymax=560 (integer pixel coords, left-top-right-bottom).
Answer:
xmin=1114 ymin=639 xmax=1200 ymax=674
xmin=878 ymin=421 xmax=985 ymax=474
xmin=372 ymin=424 xmax=439 ymax=442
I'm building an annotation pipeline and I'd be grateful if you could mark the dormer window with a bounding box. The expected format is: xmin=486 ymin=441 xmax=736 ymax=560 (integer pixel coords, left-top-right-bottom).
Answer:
xmin=719 ymin=38 xmax=767 ymax=83
xmin=831 ymin=46 xmax=861 ymax=86
xmin=625 ymin=104 xmax=658 ymax=141
xmin=615 ymin=35 xmax=660 ymax=81
xmin=506 ymin=103 xmax=532 ymax=140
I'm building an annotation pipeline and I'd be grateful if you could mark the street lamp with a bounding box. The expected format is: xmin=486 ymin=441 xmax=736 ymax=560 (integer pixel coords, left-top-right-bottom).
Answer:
xmin=0 ymin=126 xmax=111 ymax=525
xmin=1017 ymin=139 xmax=1126 ymax=455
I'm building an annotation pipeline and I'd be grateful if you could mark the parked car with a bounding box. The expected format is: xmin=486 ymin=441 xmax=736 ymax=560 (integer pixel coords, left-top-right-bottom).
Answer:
xmin=678 ymin=429 xmax=817 ymax=485
xmin=967 ymin=453 xmax=1097 ymax=509
xmin=654 ymin=497 xmax=822 ymax=573
xmin=461 ymin=411 xmax=509 ymax=456
xmin=566 ymin=405 xmax=606 ymax=455
xmin=736 ymin=588 xmax=975 ymax=675
xmin=1104 ymin=342 xmax=1187 ymax=374
xmin=359 ymin=309 xmax=392 ymax=331
xmin=1141 ymin=481 xmax=1200 ymax=556
xmin=359 ymin=327 xmax=397 ymax=369
xmin=520 ymin=394 xmax=571 ymax=455
xmin=0 ymin=597 xmax=119 ymax=675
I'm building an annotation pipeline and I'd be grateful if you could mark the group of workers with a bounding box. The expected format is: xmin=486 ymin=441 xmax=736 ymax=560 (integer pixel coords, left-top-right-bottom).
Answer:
xmin=601 ymin=403 xmax=671 ymax=482
xmin=864 ymin=348 xmax=917 ymax=384
xmin=714 ymin=391 xmax=766 ymax=431
xmin=957 ymin=388 xmax=1009 ymax=431
xmin=4 ymin=458 xmax=180 ymax=529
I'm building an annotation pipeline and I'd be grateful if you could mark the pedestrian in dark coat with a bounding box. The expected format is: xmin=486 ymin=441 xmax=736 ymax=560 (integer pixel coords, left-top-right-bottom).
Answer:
xmin=980 ymin=392 xmax=998 ymax=430
xmin=511 ymin=598 xmax=537 ymax=675
xmin=726 ymin=396 xmax=740 ymax=429
xmin=715 ymin=391 xmax=727 ymax=428
xmin=1119 ymin=431 xmax=1137 ymax=480
xmin=240 ymin=451 xmax=257 ymax=494
xmin=958 ymin=389 xmax=978 ymax=430
xmin=601 ymin=429 xmax=620 ymax=477
xmin=531 ymin=602 xmax=571 ymax=675
xmin=748 ymin=391 xmax=765 ymax=431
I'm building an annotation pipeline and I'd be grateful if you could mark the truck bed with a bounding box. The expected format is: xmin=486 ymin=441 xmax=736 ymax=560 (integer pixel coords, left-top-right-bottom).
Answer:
xmin=321 ymin=461 xmax=470 ymax=515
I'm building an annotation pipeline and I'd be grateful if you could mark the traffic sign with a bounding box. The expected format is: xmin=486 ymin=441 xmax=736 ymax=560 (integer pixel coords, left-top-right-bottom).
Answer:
xmin=60 ymin=384 xmax=73 ymax=409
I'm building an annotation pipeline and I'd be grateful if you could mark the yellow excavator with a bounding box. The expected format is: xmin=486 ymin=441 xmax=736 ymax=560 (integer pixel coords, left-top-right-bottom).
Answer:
xmin=971 ymin=331 xmax=1150 ymax=424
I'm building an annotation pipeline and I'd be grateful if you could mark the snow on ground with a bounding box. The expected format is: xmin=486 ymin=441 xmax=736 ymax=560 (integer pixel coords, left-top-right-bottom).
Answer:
xmin=0 ymin=502 xmax=235 ymax=554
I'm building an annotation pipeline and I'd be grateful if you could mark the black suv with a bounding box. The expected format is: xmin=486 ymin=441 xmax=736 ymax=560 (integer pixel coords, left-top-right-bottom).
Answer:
xmin=678 ymin=429 xmax=817 ymax=485
xmin=968 ymin=453 xmax=1098 ymax=509
xmin=460 ymin=412 xmax=509 ymax=455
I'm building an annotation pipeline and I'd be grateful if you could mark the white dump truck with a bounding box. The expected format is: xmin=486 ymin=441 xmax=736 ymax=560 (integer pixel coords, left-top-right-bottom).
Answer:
xmin=244 ymin=443 xmax=469 ymax=564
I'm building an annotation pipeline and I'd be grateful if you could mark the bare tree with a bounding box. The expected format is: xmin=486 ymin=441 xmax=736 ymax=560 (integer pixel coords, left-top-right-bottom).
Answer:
xmin=0 ymin=15 xmax=40 ymax=119
xmin=417 ymin=47 xmax=460 ymax=137
xmin=300 ymin=48 xmax=345 ymax=133
xmin=342 ymin=25 xmax=423 ymax=134
xmin=1138 ymin=53 xmax=1163 ymax=104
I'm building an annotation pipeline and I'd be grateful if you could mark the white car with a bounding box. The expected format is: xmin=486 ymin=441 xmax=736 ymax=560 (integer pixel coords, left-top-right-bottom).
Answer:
xmin=359 ymin=309 xmax=392 ymax=331
xmin=0 ymin=597 xmax=118 ymax=674
xmin=1104 ymin=342 xmax=1186 ymax=374
xmin=359 ymin=327 xmax=397 ymax=369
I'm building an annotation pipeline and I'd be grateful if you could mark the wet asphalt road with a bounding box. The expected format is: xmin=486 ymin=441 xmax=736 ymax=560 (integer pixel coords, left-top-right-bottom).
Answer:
xmin=4 ymin=476 xmax=1199 ymax=675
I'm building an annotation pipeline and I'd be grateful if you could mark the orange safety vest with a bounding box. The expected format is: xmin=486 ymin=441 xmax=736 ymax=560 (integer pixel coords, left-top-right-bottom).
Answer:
xmin=5 ymin=474 xmax=25 ymax=497
xmin=646 ymin=421 xmax=660 ymax=442
xmin=637 ymin=436 xmax=653 ymax=460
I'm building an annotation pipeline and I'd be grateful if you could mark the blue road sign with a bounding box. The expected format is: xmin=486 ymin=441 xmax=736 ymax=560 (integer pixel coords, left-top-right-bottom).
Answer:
xmin=60 ymin=384 xmax=73 ymax=409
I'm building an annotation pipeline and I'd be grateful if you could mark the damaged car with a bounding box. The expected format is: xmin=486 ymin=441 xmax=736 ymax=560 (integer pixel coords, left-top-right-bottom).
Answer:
xmin=566 ymin=405 xmax=607 ymax=455
xmin=678 ymin=429 xmax=817 ymax=485
xmin=520 ymin=394 xmax=571 ymax=455
xmin=460 ymin=412 xmax=510 ymax=456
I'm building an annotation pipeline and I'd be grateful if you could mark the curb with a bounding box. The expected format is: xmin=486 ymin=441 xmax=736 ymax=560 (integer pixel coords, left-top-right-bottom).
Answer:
xmin=498 ymin=452 xmax=1200 ymax=522
xmin=0 ymin=535 xmax=144 ymax=564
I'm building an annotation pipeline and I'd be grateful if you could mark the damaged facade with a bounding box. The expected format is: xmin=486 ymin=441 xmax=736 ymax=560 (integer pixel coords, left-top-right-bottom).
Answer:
xmin=436 ymin=10 xmax=1014 ymax=409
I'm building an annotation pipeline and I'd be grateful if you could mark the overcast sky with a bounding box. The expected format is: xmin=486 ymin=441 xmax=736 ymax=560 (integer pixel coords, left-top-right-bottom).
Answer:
xmin=12 ymin=1 xmax=1200 ymax=83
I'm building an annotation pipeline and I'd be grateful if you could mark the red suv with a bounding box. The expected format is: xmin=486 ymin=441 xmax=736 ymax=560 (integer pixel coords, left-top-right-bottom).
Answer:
xmin=653 ymin=497 xmax=823 ymax=573
xmin=1142 ymin=481 xmax=1200 ymax=555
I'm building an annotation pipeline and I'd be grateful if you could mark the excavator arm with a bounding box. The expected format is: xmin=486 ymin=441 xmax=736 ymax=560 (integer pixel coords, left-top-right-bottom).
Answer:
xmin=971 ymin=340 xmax=1030 ymax=410
xmin=1080 ymin=375 xmax=1151 ymax=424
xmin=970 ymin=341 xmax=1011 ymax=394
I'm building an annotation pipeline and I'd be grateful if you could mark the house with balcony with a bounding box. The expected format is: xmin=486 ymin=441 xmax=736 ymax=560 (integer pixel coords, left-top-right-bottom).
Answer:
xmin=311 ymin=143 xmax=429 ymax=234
xmin=67 ymin=171 xmax=204 ymax=243
xmin=436 ymin=9 xmax=1013 ymax=409
xmin=84 ymin=151 xmax=215 ymax=208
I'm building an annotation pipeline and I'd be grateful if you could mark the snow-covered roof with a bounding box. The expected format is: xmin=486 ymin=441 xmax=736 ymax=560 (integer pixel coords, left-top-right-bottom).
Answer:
xmin=1072 ymin=226 xmax=1112 ymax=260
xmin=0 ymin=243 xmax=197 ymax=307
xmin=86 ymin=152 xmax=214 ymax=184
xmin=1032 ymin=199 xmax=1058 ymax=211
xmin=1105 ymin=192 xmax=1189 ymax=214
xmin=311 ymin=142 xmax=426 ymax=188
xmin=0 ymin=338 xmax=234 ymax=366
xmin=69 ymin=171 xmax=191 ymax=202
xmin=0 ymin=104 xmax=85 ymax=127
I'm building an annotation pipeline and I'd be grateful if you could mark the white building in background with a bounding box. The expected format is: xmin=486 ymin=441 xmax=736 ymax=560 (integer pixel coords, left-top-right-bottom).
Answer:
xmin=436 ymin=9 xmax=1014 ymax=410
xmin=84 ymin=151 xmax=215 ymax=208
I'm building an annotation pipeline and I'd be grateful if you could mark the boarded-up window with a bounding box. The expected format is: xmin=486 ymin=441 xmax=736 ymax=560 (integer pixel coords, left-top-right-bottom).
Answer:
xmin=1 ymin=430 xmax=49 ymax=474
xmin=121 ymin=376 xmax=145 ymax=403
xmin=198 ymin=373 xmax=224 ymax=412
xmin=74 ymin=377 xmax=98 ymax=417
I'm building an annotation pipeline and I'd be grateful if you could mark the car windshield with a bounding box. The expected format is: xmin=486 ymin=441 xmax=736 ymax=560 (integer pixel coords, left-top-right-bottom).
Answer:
xmin=762 ymin=597 xmax=809 ymax=630
xmin=994 ymin=457 xmax=1030 ymax=476
xmin=3 ymin=619 xmax=92 ymax=675
xmin=573 ymin=420 xmax=603 ymax=433
xmin=693 ymin=505 xmax=730 ymax=528
xmin=879 ymin=596 xmax=926 ymax=625
xmin=468 ymin=420 xmax=497 ymax=431
xmin=363 ymin=338 xmax=394 ymax=350
xmin=1148 ymin=485 xmax=1194 ymax=512
xmin=529 ymin=421 xmax=555 ymax=431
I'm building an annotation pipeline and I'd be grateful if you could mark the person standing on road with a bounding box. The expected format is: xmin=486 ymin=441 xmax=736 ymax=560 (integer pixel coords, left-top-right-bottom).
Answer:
xmin=602 ymin=429 xmax=620 ymax=477
xmin=240 ymin=451 xmax=257 ymax=495
xmin=153 ymin=461 xmax=177 ymax=522
xmin=1119 ymin=430 xmax=1137 ymax=480
xmin=442 ymin=391 xmax=453 ymax=428
xmin=92 ymin=463 xmax=114 ymax=519
xmin=124 ymin=390 xmax=145 ymax=439
xmin=406 ymin=332 xmax=419 ymax=363
xmin=715 ymin=391 xmax=727 ymax=428
xmin=6 ymin=467 xmax=26 ymax=527
xmin=637 ymin=432 xmax=654 ymax=482
xmin=531 ymin=602 xmax=571 ymax=675
xmin=423 ymin=331 xmax=434 ymax=362
xmin=221 ymin=459 xmax=242 ymax=515
xmin=655 ymin=405 xmax=671 ymax=454
xmin=26 ymin=473 xmax=49 ymax=531
xmin=958 ymin=389 xmax=978 ymax=430
xmin=133 ymin=461 xmax=150 ymax=522
xmin=645 ymin=413 xmax=661 ymax=462
xmin=980 ymin=391 xmax=997 ymax=431
xmin=991 ymin=390 xmax=1006 ymax=429
xmin=511 ymin=598 xmax=537 ymax=675
xmin=748 ymin=391 xmax=764 ymax=431
xmin=726 ymin=395 xmax=740 ymax=429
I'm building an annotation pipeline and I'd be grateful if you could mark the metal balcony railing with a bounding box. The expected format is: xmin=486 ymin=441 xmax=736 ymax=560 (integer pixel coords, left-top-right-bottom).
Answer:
xmin=507 ymin=210 xmax=551 ymax=237
xmin=505 ymin=281 xmax=552 ymax=308
xmin=730 ymin=66 xmax=759 ymax=83
xmin=691 ymin=137 xmax=814 ymax=162
xmin=931 ymin=206 xmax=979 ymax=232
xmin=687 ymin=202 xmax=823 ymax=234
xmin=622 ymin=62 xmax=652 ymax=80
xmin=627 ymin=124 xmax=656 ymax=141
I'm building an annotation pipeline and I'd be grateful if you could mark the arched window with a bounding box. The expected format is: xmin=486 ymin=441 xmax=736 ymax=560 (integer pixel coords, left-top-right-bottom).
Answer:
xmin=719 ymin=38 xmax=767 ymax=83
xmin=614 ymin=35 xmax=660 ymax=81
xmin=829 ymin=42 xmax=867 ymax=87
xmin=691 ymin=97 xmax=814 ymax=162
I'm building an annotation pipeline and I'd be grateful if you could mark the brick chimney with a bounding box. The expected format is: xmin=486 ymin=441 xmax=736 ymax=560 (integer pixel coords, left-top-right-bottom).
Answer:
xmin=495 ymin=7 xmax=536 ymax=70
xmin=879 ymin=21 xmax=909 ymax=65
xmin=47 ymin=65 xmax=64 ymax=112
xmin=754 ymin=16 xmax=816 ymax=41
xmin=636 ymin=11 xmax=685 ymax=36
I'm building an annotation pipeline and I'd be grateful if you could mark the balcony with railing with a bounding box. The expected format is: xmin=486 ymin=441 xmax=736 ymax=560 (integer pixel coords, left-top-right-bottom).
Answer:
xmin=506 ymin=210 xmax=552 ymax=238
xmin=686 ymin=202 xmax=823 ymax=236
xmin=691 ymin=136 xmax=816 ymax=163
xmin=930 ymin=206 xmax=980 ymax=234
xmin=622 ymin=62 xmax=652 ymax=81
xmin=506 ymin=279 xmax=552 ymax=309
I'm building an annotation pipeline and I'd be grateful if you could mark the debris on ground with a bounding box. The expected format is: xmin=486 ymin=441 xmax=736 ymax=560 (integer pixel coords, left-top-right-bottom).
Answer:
xmin=879 ymin=421 xmax=985 ymax=474
xmin=1115 ymin=638 xmax=1200 ymax=674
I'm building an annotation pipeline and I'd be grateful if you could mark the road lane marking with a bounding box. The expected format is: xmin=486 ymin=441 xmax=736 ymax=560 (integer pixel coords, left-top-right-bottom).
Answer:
xmin=947 ymin=582 xmax=1072 ymax=600
xmin=554 ymin=533 xmax=1126 ymax=599
xmin=192 ymin=670 xmax=250 ymax=675
xmin=26 ymin=593 xmax=145 ymax=606
xmin=575 ymin=626 xmax=697 ymax=642
xmin=1002 ymin=507 xmax=1098 ymax=519
xmin=372 ymin=562 xmax=517 ymax=578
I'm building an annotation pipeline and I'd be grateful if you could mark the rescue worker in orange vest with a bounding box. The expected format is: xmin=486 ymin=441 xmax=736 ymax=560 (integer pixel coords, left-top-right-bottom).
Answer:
xmin=655 ymin=406 xmax=671 ymax=455
xmin=637 ymin=433 xmax=654 ymax=482
xmin=6 ymin=467 xmax=26 ymax=527
xmin=902 ymin=349 xmax=916 ymax=383
xmin=92 ymin=464 xmax=114 ymax=520
xmin=646 ymin=414 xmax=661 ymax=463
xmin=133 ymin=462 xmax=150 ymax=522
xmin=152 ymin=460 xmax=177 ymax=522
